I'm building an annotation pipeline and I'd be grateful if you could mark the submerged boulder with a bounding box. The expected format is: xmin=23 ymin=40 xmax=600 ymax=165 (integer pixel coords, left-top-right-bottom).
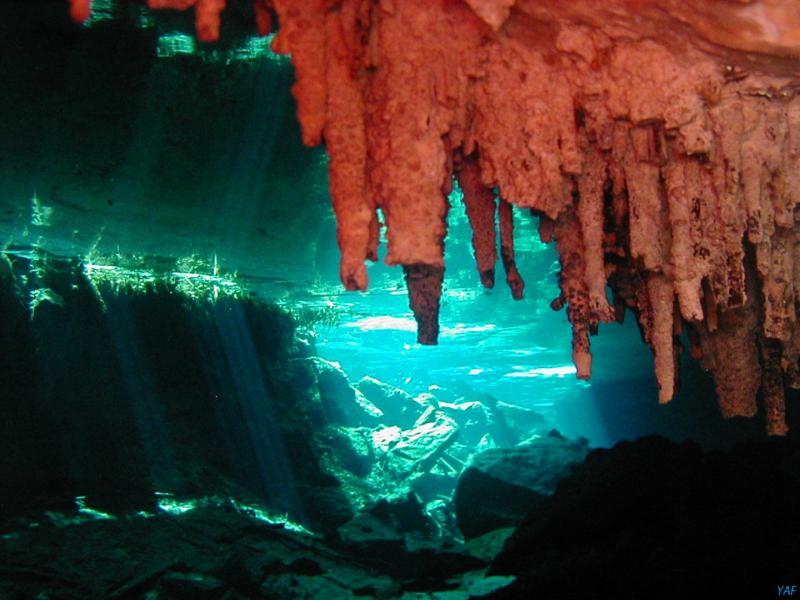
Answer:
xmin=455 ymin=471 xmax=544 ymax=541
xmin=443 ymin=385 xmax=550 ymax=446
xmin=312 ymin=358 xmax=383 ymax=427
xmin=337 ymin=492 xmax=484 ymax=582
xmin=338 ymin=493 xmax=434 ymax=549
xmin=454 ymin=431 xmax=590 ymax=539
xmin=492 ymin=401 xmax=548 ymax=439
xmin=437 ymin=399 xmax=493 ymax=445
xmin=318 ymin=426 xmax=375 ymax=479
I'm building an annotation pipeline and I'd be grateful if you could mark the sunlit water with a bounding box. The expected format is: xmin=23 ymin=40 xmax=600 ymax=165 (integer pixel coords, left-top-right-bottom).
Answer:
xmin=1 ymin=179 xmax=661 ymax=448
xmin=0 ymin=17 xmax=660 ymax=448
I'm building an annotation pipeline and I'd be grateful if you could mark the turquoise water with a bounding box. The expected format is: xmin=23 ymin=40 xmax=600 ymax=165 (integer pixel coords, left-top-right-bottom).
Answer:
xmin=0 ymin=2 xmax=722 ymax=450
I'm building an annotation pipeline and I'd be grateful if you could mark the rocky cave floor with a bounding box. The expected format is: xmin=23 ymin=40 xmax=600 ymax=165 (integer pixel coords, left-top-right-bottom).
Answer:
xmin=3 ymin=433 xmax=800 ymax=600
xmin=0 ymin=497 xmax=513 ymax=600
xmin=1 ymin=252 xmax=800 ymax=599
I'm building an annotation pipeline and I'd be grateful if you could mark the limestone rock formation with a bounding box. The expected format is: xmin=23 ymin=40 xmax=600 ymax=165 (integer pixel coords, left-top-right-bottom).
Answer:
xmin=75 ymin=1 xmax=800 ymax=434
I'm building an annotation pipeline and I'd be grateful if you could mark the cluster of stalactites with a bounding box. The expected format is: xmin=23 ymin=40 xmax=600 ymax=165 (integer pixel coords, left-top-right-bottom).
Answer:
xmin=71 ymin=1 xmax=800 ymax=434
xmin=289 ymin=1 xmax=799 ymax=435
xmin=543 ymin=94 xmax=800 ymax=436
xmin=263 ymin=0 xmax=528 ymax=345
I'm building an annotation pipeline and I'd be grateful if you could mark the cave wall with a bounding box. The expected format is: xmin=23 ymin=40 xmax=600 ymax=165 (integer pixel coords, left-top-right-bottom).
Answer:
xmin=0 ymin=253 xmax=355 ymax=532
xmin=0 ymin=1 xmax=333 ymax=288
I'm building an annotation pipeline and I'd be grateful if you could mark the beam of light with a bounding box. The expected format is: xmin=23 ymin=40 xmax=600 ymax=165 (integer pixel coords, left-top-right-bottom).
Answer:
xmin=441 ymin=323 xmax=496 ymax=336
xmin=211 ymin=301 xmax=303 ymax=519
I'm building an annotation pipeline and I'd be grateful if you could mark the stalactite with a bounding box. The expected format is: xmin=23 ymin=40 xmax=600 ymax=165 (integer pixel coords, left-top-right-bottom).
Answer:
xmin=69 ymin=0 xmax=91 ymax=23
xmin=498 ymin=198 xmax=524 ymax=300
xmin=404 ymin=264 xmax=444 ymax=346
xmin=576 ymin=136 xmax=613 ymax=321
xmin=646 ymin=274 xmax=677 ymax=404
xmin=687 ymin=259 xmax=762 ymax=420
xmin=552 ymin=207 xmax=595 ymax=380
xmin=457 ymin=155 xmax=497 ymax=289
xmin=86 ymin=0 xmax=800 ymax=434
xmin=253 ymin=1 xmax=272 ymax=37
xmin=271 ymin=0 xmax=328 ymax=147
xmin=323 ymin=3 xmax=374 ymax=292
xmin=760 ymin=338 xmax=789 ymax=436
xmin=194 ymin=0 xmax=226 ymax=43
xmin=457 ymin=155 xmax=525 ymax=298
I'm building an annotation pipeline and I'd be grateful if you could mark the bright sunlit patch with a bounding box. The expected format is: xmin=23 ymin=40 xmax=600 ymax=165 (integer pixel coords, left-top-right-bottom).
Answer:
xmin=75 ymin=496 xmax=115 ymax=520
xmin=150 ymin=494 xmax=314 ymax=535
xmin=82 ymin=0 xmax=113 ymax=26
xmin=505 ymin=365 xmax=577 ymax=378
xmin=444 ymin=289 xmax=482 ymax=301
xmin=156 ymin=31 xmax=290 ymax=64
xmin=441 ymin=323 xmax=496 ymax=336
xmin=345 ymin=317 xmax=497 ymax=337
xmin=228 ymin=499 xmax=314 ymax=536
xmin=344 ymin=316 xmax=418 ymax=332
xmin=509 ymin=347 xmax=548 ymax=355
xmin=39 ymin=496 xmax=116 ymax=528
xmin=230 ymin=35 xmax=290 ymax=64
xmin=156 ymin=493 xmax=196 ymax=515
xmin=156 ymin=33 xmax=196 ymax=58
xmin=372 ymin=426 xmax=402 ymax=452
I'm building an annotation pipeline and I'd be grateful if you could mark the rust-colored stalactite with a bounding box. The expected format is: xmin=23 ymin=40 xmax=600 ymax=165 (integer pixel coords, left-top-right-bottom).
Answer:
xmin=404 ymin=264 xmax=444 ymax=346
xmin=69 ymin=0 xmax=92 ymax=22
xmin=498 ymin=198 xmax=524 ymax=300
xmin=253 ymin=1 xmax=272 ymax=37
xmin=71 ymin=0 xmax=800 ymax=434
xmin=550 ymin=208 xmax=594 ymax=380
xmin=323 ymin=2 xmax=376 ymax=291
xmin=456 ymin=154 xmax=525 ymax=299
xmin=457 ymin=155 xmax=498 ymax=289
